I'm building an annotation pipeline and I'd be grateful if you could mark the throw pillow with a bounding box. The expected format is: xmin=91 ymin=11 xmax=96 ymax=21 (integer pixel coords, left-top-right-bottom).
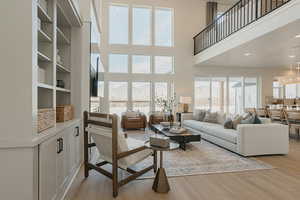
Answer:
xmin=242 ymin=112 xmax=252 ymax=120
xmin=253 ymin=115 xmax=262 ymax=124
xmin=223 ymin=118 xmax=233 ymax=129
xmin=240 ymin=115 xmax=255 ymax=124
xmin=217 ymin=112 xmax=227 ymax=125
xmin=193 ymin=109 xmax=206 ymax=121
xmin=203 ymin=111 xmax=218 ymax=123
xmin=232 ymin=115 xmax=243 ymax=129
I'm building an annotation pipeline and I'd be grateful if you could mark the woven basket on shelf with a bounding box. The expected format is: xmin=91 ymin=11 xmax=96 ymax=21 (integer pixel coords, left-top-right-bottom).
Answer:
xmin=38 ymin=108 xmax=55 ymax=133
xmin=56 ymin=105 xmax=74 ymax=122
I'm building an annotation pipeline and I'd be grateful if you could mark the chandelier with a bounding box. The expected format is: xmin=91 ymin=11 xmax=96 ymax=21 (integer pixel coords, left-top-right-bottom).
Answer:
xmin=278 ymin=63 xmax=300 ymax=85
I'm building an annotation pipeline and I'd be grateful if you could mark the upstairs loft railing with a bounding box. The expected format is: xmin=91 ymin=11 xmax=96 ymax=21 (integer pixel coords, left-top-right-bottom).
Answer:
xmin=193 ymin=0 xmax=291 ymax=55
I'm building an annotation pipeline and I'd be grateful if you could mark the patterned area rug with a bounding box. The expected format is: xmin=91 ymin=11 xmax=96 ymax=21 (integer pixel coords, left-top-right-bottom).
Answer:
xmin=93 ymin=131 xmax=273 ymax=179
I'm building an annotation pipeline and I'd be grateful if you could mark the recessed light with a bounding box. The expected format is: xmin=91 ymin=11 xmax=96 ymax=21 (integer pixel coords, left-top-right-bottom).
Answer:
xmin=244 ymin=53 xmax=252 ymax=56
xmin=295 ymin=34 xmax=300 ymax=38
xmin=289 ymin=55 xmax=296 ymax=58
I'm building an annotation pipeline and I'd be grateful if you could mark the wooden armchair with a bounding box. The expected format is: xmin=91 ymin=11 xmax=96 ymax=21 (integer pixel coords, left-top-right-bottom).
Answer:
xmin=84 ymin=111 xmax=157 ymax=197
xmin=148 ymin=112 xmax=174 ymax=127
xmin=121 ymin=111 xmax=147 ymax=131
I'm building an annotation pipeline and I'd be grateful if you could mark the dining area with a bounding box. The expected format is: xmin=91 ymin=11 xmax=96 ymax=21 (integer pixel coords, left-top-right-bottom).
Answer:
xmin=246 ymin=98 xmax=300 ymax=139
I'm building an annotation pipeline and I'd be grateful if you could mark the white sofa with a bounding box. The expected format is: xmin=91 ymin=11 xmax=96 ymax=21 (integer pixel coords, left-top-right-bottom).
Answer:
xmin=182 ymin=113 xmax=289 ymax=156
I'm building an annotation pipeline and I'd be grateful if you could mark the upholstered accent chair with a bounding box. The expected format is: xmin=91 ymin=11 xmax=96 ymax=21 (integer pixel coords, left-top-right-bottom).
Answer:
xmin=121 ymin=111 xmax=147 ymax=131
xmin=83 ymin=112 xmax=157 ymax=197
xmin=148 ymin=112 xmax=174 ymax=127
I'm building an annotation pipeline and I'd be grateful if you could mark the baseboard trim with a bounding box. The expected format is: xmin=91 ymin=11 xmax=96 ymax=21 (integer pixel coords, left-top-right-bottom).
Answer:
xmin=60 ymin=162 xmax=83 ymax=200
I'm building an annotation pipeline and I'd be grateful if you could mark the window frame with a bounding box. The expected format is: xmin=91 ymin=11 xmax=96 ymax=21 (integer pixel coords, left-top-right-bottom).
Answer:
xmin=108 ymin=3 xmax=130 ymax=45
xmin=154 ymin=55 xmax=174 ymax=74
xmin=132 ymin=5 xmax=153 ymax=46
xmin=131 ymin=54 xmax=152 ymax=74
xmin=108 ymin=53 xmax=129 ymax=73
xmin=154 ymin=7 xmax=174 ymax=47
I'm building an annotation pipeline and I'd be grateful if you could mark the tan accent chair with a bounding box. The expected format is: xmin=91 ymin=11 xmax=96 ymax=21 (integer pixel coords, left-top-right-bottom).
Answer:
xmin=121 ymin=111 xmax=147 ymax=131
xmin=84 ymin=112 xmax=157 ymax=197
xmin=148 ymin=112 xmax=174 ymax=127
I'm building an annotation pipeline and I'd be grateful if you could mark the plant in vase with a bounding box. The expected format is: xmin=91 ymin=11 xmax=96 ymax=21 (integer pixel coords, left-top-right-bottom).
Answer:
xmin=155 ymin=93 xmax=177 ymax=127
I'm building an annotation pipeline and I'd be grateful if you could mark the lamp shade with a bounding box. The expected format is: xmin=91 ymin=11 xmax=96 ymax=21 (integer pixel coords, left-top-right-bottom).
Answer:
xmin=179 ymin=96 xmax=192 ymax=104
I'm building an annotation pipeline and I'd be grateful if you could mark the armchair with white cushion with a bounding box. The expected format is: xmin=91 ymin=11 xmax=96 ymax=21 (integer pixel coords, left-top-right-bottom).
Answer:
xmin=84 ymin=111 xmax=157 ymax=197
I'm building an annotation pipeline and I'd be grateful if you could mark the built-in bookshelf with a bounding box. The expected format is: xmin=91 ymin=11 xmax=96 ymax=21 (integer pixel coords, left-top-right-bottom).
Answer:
xmin=36 ymin=0 xmax=82 ymax=133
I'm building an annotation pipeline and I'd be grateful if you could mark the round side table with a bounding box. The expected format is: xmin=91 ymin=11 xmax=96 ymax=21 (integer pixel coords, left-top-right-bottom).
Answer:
xmin=145 ymin=141 xmax=179 ymax=193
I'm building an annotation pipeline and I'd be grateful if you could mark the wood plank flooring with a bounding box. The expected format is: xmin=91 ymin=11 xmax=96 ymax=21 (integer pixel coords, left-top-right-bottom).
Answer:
xmin=65 ymin=139 xmax=300 ymax=200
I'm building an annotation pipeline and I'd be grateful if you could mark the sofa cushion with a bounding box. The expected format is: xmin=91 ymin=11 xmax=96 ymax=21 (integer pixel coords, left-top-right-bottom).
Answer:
xmin=183 ymin=120 xmax=238 ymax=144
xmin=203 ymin=111 xmax=218 ymax=123
xmin=193 ymin=109 xmax=206 ymax=121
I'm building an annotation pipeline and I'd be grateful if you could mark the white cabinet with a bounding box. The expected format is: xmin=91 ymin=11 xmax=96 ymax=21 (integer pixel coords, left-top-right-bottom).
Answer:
xmin=39 ymin=136 xmax=59 ymax=200
xmin=39 ymin=121 xmax=81 ymax=200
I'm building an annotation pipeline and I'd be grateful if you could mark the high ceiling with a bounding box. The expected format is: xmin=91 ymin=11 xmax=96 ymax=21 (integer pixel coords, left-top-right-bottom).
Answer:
xmin=197 ymin=19 xmax=300 ymax=68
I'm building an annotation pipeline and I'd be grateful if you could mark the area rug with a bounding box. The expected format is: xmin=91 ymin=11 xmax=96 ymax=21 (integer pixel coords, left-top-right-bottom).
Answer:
xmin=126 ymin=132 xmax=273 ymax=179
xmin=92 ymin=131 xmax=273 ymax=179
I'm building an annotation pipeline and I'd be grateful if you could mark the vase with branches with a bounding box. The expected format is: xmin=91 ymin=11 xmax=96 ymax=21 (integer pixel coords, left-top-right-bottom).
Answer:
xmin=155 ymin=93 xmax=177 ymax=126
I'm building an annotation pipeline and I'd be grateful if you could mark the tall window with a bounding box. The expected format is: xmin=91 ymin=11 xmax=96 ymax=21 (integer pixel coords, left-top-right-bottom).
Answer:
xmin=132 ymin=82 xmax=151 ymax=114
xmin=194 ymin=79 xmax=210 ymax=110
xmin=273 ymin=81 xmax=283 ymax=98
xmin=244 ymin=77 xmax=258 ymax=108
xmin=109 ymin=54 xmax=128 ymax=73
xmin=154 ymin=82 xmax=168 ymax=111
xmin=211 ymin=78 xmax=227 ymax=112
xmin=154 ymin=56 xmax=173 ymax=74
xmin=132 ymin=7 xmax=151 ymax=45
xmin=109 ymin=5 xmax=129 ymax=44
xmin=91 ymin=6 xmax=100 ymax=44
xmin=194 ymin=77 xmax=259 ymax=114
xmin=109 ymin=82 xmax=128 ymax=116
xmin=228 ymin=78 xmax=243 ymax=114
xmin=285 ymin=84 xmax=297 ymax=98
xmin=132 ymin=55 xmax=151 ymax=73
xmin=155 ymin=8 xmax=173 ymax=46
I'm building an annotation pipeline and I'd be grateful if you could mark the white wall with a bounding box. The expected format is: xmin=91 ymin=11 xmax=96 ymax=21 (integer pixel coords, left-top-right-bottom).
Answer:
xmin=98 ymin=0 xmax=292 ymax=112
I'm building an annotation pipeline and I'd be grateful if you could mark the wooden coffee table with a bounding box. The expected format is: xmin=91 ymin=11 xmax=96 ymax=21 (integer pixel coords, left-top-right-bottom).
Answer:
xmin=151 ymin=124 xmax=201 ymax=150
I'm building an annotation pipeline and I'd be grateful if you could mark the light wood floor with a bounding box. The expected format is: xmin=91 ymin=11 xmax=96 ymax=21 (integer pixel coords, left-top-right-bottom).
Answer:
xmin=66 ymin=139 xmax=300 ymax=200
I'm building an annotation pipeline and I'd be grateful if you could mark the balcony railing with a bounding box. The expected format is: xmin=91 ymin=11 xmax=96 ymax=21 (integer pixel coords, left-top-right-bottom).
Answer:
xmin=193 ymin=0 xmax=291 ymax=55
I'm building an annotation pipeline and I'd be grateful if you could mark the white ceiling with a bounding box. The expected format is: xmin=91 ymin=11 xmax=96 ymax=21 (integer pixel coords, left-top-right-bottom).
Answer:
xmin=198 ymin=19 xmax=300 ymax=68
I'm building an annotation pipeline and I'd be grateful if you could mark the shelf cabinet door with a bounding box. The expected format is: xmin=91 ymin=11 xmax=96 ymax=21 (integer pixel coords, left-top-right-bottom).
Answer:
xmin=56 ymin=131 xmax=70 ymax=194
xmin=39 ymin=136 xmax=59 ymax=200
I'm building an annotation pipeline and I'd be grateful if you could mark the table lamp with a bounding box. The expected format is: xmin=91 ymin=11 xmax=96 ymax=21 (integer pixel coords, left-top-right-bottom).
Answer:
xmin=179 ymin=96 xmax=192 ymax=113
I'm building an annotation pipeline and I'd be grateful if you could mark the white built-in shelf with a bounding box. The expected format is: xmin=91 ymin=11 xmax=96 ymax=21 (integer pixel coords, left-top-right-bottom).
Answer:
xmin=38 ymin=29 xmax=52 ymax=43
xmin=57 ymin=28 xmax=70 ymax=44
xmin=56 ymin=87 xmax=71 ymax=93
xmin=38 ymin=52 xmax=52 ymax=62
xmin=38 ymin=4 xmax=52 ymax=23
xmin=57 ymin=3 xmax=72 ymax=27
xmin=38 ymin=83 xmax=54 ymax=90
xmin=57 ymin=63 xmax=71 ymax=73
